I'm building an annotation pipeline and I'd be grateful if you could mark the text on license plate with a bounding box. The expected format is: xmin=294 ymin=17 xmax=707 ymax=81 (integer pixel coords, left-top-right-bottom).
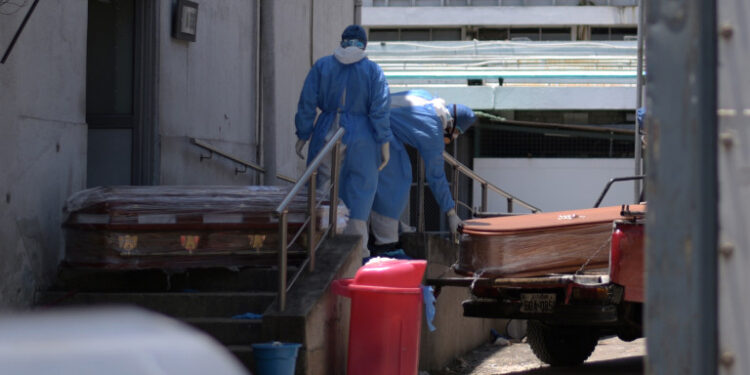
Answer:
xmin=520 ymin=293 xmax=556 ymax=313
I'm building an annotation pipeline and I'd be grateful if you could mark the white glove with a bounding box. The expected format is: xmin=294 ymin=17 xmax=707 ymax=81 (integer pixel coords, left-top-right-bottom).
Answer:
xmin=447 ymin=208 xmax=462 ymax=235
xmin=378 ymin=142 xmax=390 ymax=171
xmin=295 ymin=139 xmax=307 ymax=160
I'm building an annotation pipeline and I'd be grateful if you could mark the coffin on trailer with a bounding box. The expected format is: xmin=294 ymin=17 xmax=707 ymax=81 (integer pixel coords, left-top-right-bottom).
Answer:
xmin=456 ymin=205 xmax=646 ymax=278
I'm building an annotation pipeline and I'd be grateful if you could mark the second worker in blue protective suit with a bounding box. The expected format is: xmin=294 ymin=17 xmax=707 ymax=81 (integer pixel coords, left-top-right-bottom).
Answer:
xmin=370 ymin=90 xmax=476 ymax=248
xmin=294 ymin=25 xmax=392 ymax=257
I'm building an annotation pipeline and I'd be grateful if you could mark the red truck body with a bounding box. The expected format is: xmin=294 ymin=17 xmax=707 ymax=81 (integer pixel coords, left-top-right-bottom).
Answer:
xmin=610 ymin=220 xmax=644 ymax=303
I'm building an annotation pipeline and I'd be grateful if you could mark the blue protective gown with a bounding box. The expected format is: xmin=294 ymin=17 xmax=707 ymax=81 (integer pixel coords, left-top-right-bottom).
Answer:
xmin=372 ymin=90 xmax=455 ymax=220
xmin=295 ymin=50 xmax=391 ymax=221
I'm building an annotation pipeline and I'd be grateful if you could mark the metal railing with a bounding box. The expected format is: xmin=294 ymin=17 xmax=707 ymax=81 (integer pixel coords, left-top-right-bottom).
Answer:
xmin=414 ymin=152 xmax=541 ymax=229
xmin=190 ymin=137 xmax=296 ymax=184
xmin=593 ymin=175 xmax=644 ymax=208
xmin=274 ymin=128 xmax=345 ymax=311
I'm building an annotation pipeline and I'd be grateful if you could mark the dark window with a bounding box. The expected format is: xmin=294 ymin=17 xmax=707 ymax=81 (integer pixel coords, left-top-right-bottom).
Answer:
xmin=478 ymin=28 xmax=509 ymax=41
xmin=610 ymin=27 xmax=638 ymax=40
xmin=473 ymin=111 xmax=635 ymax=158
xmin=87 ymin=0 xmax=134 ymax=116
xmin=432 ymin=28 xmax=462 ymax=41
xmin=591 ymin=27 xmax=638 ymax=41
xmin=591 ymin=27 xmax=610 ymax=40
xmin=540 ymin=27 xmax=571 ymax=41
xmin=401 ymin=29 xmax=431 ymax=41
xmin=510 ymin=28 xmax=540 ymax=41
xmin=369 ymin=28 xmax=400 ymax=41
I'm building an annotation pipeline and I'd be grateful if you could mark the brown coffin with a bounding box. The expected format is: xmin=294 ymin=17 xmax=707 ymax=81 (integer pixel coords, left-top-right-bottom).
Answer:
xmin=63 ymin=186 xmax=331 ymax=269
xmin=455 ymin=205 xmax=646 ymax=278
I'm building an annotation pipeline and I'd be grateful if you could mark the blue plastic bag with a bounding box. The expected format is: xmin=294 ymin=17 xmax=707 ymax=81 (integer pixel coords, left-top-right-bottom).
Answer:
xmin=421 ymin=285 xmax=437 ymax=332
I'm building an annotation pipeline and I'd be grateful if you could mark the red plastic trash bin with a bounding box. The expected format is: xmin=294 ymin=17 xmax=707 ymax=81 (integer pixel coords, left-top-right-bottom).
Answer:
xmin=332 ymin=259 xmax=427 ymax=375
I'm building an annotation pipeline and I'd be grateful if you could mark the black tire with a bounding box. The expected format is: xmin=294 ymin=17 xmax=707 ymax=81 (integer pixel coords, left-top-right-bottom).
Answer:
xmin=527 ymin=320 xmax=599 ymax=366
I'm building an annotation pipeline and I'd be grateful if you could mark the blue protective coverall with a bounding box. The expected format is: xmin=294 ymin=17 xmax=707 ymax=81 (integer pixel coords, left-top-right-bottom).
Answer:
xmin=372 ymin=90 xmax=455 ymax=222
xmin=294 ymin=48 xmax=391 ymax=221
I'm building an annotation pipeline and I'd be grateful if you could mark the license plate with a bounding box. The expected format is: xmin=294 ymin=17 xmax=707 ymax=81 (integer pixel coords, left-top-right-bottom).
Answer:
xmin=520 ymin=293 xmax=556 ymax=313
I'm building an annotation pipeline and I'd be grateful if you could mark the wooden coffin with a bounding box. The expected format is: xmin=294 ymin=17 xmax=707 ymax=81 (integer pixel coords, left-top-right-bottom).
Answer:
xmin=63 ymin=186 xmax=336 ymax=269
xmin=455 ymin=204 xmax=646 ymax=278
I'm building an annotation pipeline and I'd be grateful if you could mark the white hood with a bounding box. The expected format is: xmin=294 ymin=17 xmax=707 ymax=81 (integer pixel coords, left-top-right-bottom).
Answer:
xmin=334 ymin=46 xmax=366 ymax=64
xmin=391 ymin=94 xmax=452 ymax=129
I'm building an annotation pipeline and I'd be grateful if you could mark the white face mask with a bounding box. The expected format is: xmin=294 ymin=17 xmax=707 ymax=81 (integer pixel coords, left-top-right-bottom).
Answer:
xmin=334 ymin=46 xmax=366 ymax=64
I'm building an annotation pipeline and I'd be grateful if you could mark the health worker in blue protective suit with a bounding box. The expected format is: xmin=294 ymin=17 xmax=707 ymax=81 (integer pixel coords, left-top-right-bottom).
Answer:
xmin=370 ymin=90 xmax=476 ymax=247
xmin=294 ymin=25 xmax=391 ymax=257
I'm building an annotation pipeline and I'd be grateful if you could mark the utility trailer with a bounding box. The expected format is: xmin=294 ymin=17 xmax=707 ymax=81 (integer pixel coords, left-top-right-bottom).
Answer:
xmin=430 ymin=202 xmax=645 ymax=366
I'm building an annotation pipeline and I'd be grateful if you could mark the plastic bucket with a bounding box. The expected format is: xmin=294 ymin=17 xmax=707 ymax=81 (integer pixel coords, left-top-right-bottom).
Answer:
xmin=251 ymin=342 xmax=301 ymax=375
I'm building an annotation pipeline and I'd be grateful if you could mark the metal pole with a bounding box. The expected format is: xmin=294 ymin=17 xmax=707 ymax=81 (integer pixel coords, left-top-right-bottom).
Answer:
xmin=278 ymin=211 xmax=288 ymax=312
xmin=329 ymin=141 xmax=341 ymax=238
xmin=481 ymin=183 xmax=488 ymax=212
xmin=417 ymin=157 xmax=425 ymax=233
xmin=452 ymin=168 xmax=460 ymax=209
xmin=645 ymin=0 xmax=717 ymax=371
xmin=633 ymin=0 xmax=645 ymax=201
xmin=308 ymin=172 xmax=317 ymax=272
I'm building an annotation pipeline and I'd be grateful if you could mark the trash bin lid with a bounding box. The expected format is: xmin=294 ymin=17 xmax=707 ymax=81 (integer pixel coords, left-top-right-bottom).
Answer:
xmin=354 ymin=259 xmax=427 ymax=288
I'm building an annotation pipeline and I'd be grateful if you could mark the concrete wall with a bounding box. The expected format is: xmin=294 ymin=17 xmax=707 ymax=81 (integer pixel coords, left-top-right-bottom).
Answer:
xmin=158 ymin=0 xmax=261 ymax=185
xmin=472 ymin=158 xmax=637 ymax=213
xmin=401 ymin=233 xmax=507 ymax=372
xmin=271 ymin=0 xmax=356 ymax=179
xmin=262 ymin=236 xmax=362 ymax=375
xmin=0 ymin=0 xmax=88 ymax=309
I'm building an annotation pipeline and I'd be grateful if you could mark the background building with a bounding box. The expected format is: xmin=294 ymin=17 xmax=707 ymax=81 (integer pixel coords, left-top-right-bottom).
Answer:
xmin=362 ymin=0 xmax=641 ymax=222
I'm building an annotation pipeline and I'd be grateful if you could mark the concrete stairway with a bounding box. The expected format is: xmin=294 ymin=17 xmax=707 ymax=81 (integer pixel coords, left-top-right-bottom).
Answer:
xmin=35 ymin=266 xmax=296 ymax=371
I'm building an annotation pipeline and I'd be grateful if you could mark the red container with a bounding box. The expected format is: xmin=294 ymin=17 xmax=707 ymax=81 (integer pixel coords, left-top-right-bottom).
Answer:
xmin=332 ymin=259 xmax=427 ymax=375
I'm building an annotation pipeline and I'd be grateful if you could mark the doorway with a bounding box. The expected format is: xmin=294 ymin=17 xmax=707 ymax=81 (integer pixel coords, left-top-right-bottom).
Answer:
xmin=86 ymin=0 xmax=158 ymax=187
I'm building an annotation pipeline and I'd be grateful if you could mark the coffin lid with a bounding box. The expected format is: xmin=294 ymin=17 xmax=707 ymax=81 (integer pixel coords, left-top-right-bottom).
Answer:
xmin=461 ymin=204 xmax=646 ymax=235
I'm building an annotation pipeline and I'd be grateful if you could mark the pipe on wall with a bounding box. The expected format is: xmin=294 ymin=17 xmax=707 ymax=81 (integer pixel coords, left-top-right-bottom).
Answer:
xmin=255 ymin=0 xmax=262 ymax=185
xmin=260 ymin=0 xmax=277 ymax=186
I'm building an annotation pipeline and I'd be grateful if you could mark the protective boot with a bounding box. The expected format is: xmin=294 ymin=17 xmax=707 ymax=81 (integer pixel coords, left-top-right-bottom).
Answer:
xmin=343 ymin=218 xmax=370 ymax=258
xmin=370 ymin=211 xmax=399 ymax=246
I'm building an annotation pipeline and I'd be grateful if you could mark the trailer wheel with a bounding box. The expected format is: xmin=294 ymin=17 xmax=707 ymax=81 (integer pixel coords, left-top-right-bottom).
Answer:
xmin=527 ymin=320 xmax=598 ymax=366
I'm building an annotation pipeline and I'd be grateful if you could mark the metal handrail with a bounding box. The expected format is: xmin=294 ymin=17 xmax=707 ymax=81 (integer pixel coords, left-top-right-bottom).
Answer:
xmin=593 ymin=175 xmax=644 ymax=208
xmin=414 ymin=151 xmax=540 ymax=235
xmin=442 ymin=151 xmax=541 ymax=214
xmin=190 ymin=137 xmax=297 ymax=184
xmin=274 ymin=127 xmax=345 ymax=311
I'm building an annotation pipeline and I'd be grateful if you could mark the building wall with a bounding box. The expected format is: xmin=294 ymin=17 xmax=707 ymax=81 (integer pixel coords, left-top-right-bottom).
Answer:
xmin=0 ymin=1 xmax=88 ymax=309
xmin=0 ymin=0 xmax=356 ymax=309
xmin=473 ymin=158 xmax=637 ymax=213
xmin=158 ymin=0 xmax=261 ymax=185
xmin=362 ymin=6 xmax=638 ymax=27
xmin=387 ymin=85 xmax=636 ymax=111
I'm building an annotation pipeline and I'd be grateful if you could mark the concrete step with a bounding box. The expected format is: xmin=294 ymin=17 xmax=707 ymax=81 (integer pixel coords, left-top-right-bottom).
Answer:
xmin=227 ymin=345 xmax=255 ymax=372
xmin=184 ymin=317 xmax=263 ymax=346
xmin=50 ymin=266 xmax=299 ymax=293
xmin=36 ymin=292 xmax=276 ymax=318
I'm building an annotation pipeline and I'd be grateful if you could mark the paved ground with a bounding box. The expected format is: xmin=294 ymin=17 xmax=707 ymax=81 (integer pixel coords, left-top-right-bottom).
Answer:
xmin=434 ymin=337 xmax=645 ymax=375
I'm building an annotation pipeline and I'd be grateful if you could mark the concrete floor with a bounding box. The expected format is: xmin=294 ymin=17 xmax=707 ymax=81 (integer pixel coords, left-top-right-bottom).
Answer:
xmin=438 ymin=337 xmax=645 ymax=375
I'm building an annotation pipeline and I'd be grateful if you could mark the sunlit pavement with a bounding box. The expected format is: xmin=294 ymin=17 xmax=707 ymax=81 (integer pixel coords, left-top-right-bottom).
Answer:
xmin=443 ymin=337 xmax=645 ymax=375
